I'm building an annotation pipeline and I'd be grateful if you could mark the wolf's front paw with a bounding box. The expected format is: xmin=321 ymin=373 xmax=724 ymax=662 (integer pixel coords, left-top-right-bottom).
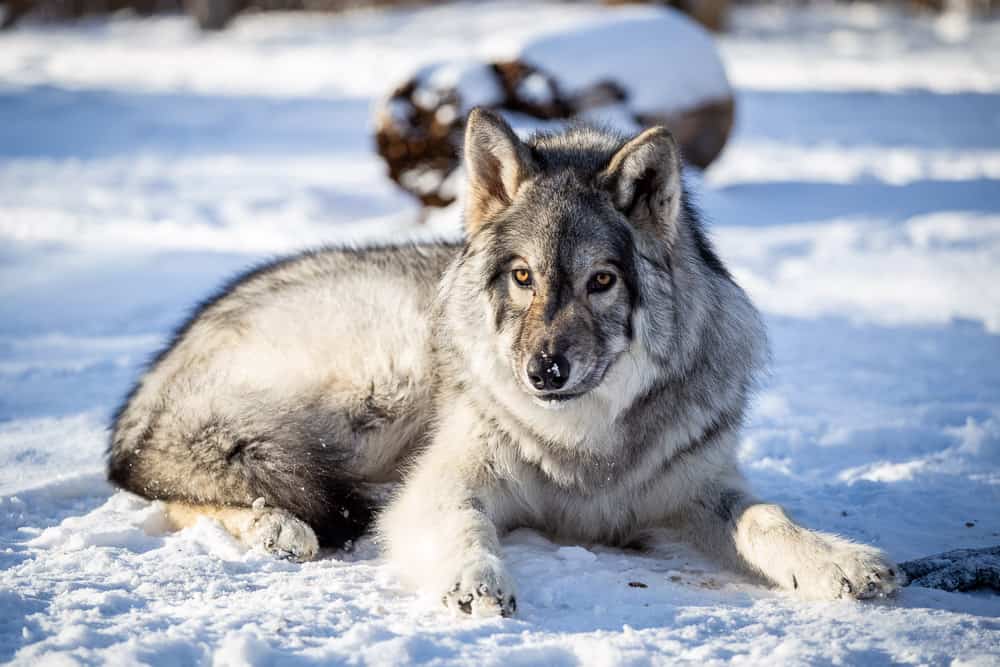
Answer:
xmin=443 ymin=557 xmax=517 ymax=618
xmin=797 ymin=543 xmax=903 ymax=600
xmin=245 ymin=499 xmax=319 ymax=562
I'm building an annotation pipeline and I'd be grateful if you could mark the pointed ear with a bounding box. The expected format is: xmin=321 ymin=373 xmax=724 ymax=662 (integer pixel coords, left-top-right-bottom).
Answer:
xmin=599 ymin=127 xmax=682 ymax=239
xmin=463 ymin=107 xmax=536 ymax=232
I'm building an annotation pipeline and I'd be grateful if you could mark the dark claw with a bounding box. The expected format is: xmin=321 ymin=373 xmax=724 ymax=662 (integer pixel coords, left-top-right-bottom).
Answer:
xmin=841 ymin=577 xmax=854 ymax=596
xmin=457 ymin=594 xmax=473 ymax=615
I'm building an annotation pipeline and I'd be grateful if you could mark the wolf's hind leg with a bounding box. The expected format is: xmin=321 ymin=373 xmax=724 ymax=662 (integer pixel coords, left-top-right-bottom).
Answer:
xmin=682 ymin=489 xmax=903 ymax=600
xmin=164 ymin=499 xmax=319 ymax=561
xmin=109 ymin=403 xmax=376 ymax=550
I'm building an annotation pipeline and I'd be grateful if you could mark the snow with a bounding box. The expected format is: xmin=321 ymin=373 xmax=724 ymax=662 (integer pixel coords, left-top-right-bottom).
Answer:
xmin=519 ymin=7 xmax=731 ymax=114
xmin=714 ymin=215 xmax=1000 ymax=332
xmin=1 ymin=2 xmax=999 ymax=664
xmin=721 ymin=4 xmax=1000 ymax=93
xmin=412 ymin=60 xmax=504 ymax=113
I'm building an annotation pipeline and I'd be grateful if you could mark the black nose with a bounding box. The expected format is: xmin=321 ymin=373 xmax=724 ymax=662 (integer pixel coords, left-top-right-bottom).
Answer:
xmin=527 ymin=352 xmax=570 ymax=391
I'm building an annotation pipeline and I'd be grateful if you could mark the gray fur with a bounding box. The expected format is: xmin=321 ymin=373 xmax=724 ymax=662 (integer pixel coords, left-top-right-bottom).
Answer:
xmin=109 ymin=109 xmax=902 ymax=613
xmin=109 ymin=243 xmax=456 ymax=546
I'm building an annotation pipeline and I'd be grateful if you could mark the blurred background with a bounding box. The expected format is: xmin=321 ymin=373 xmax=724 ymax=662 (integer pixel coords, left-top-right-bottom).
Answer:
xmin=2 ymin=0 xmax=998 ymax=31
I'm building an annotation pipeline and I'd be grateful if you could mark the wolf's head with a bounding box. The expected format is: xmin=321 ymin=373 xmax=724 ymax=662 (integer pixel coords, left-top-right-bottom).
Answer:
xmin=441 ymin=108 xmax=738 ymax=424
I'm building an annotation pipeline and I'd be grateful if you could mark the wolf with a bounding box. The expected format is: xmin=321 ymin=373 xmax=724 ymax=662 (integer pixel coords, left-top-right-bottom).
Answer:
xmin=108 ymin=109 xmax=902 ymax=616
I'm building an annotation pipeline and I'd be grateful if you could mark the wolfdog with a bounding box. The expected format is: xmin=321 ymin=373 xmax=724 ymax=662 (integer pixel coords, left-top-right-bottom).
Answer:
xmin=108 ymin=109 xmax=901 ymax=616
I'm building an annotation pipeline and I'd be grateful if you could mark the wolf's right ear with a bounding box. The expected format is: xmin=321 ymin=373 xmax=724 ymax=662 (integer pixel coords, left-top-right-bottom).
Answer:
xmin=599 ymin=127 xmax=682 ymax=241
xmin=463 ymin=108 xmax=536 ymax=233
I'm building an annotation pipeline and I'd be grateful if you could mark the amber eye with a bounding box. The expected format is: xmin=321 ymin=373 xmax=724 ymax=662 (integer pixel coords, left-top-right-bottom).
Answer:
xmin=512 ymin=268 xmax=533 ymax=287
xmin=588 ymin=272 xmax=617 ymax=293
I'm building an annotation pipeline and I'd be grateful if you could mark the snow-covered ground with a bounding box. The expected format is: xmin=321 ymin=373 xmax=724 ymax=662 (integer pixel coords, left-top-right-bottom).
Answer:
xmin=2 ymin=2 xmax=999 ymax=664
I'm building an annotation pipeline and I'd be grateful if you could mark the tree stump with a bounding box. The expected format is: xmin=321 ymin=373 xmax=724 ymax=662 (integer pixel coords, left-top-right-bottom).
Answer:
xmin=374 ymin=8 xmax=735 ymax=208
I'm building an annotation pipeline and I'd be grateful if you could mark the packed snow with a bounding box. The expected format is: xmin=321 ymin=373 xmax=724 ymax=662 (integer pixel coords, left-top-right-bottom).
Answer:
xmin=2 ymin=2 xmax=1000 ymax=664
xmin=519 ymin=8 xmax=731 ymax=114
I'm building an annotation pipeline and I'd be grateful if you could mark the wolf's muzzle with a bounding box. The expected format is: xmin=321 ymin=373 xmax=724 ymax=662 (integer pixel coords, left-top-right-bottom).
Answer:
xmin=526 ymin=351 xmax=570 ymax=391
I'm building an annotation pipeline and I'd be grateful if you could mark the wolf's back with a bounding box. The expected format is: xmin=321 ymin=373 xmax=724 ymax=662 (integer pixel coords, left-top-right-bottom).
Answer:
xmin=107 ymin=241 xmax=458 ymax=546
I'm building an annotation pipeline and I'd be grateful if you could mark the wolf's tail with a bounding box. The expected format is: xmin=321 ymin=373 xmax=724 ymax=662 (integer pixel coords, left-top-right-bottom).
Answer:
xmin=108 ymin=397 xmax=374 ymax=548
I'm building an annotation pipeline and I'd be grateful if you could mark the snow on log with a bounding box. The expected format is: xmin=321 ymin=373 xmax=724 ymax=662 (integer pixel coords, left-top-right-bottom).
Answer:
xmin=899 ymin=546 xmax=1000 ymax=593
xmin=374 ymin=7 xmax=734 ymax=208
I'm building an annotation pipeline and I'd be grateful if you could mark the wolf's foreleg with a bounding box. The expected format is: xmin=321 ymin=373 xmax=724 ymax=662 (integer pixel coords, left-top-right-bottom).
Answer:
xmin=377 ymin=427 xmax=517 ymax=617
xmin=683 ymin=489 xmax=903 ymax=600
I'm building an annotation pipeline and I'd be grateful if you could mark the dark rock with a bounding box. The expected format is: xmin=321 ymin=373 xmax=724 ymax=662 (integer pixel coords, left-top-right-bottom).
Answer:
xmin=899 ymin=545 xmax=1000 ymax=593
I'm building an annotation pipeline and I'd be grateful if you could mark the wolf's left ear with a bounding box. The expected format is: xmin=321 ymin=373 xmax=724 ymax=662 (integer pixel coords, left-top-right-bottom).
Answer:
xmin=464 ymin=108 xmax=536 ymax=233
xmin=599 ymin=127 xmax=682 ymax=239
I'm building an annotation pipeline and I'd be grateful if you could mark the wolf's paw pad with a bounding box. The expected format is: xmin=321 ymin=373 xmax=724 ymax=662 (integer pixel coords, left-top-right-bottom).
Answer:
xmin=798 ymin=545 xmax=903 ymax=600
xmin=246 ymin=506 xmax=319 ymax=562
xmin=443 ymin=561 xmax=517 ymax=618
